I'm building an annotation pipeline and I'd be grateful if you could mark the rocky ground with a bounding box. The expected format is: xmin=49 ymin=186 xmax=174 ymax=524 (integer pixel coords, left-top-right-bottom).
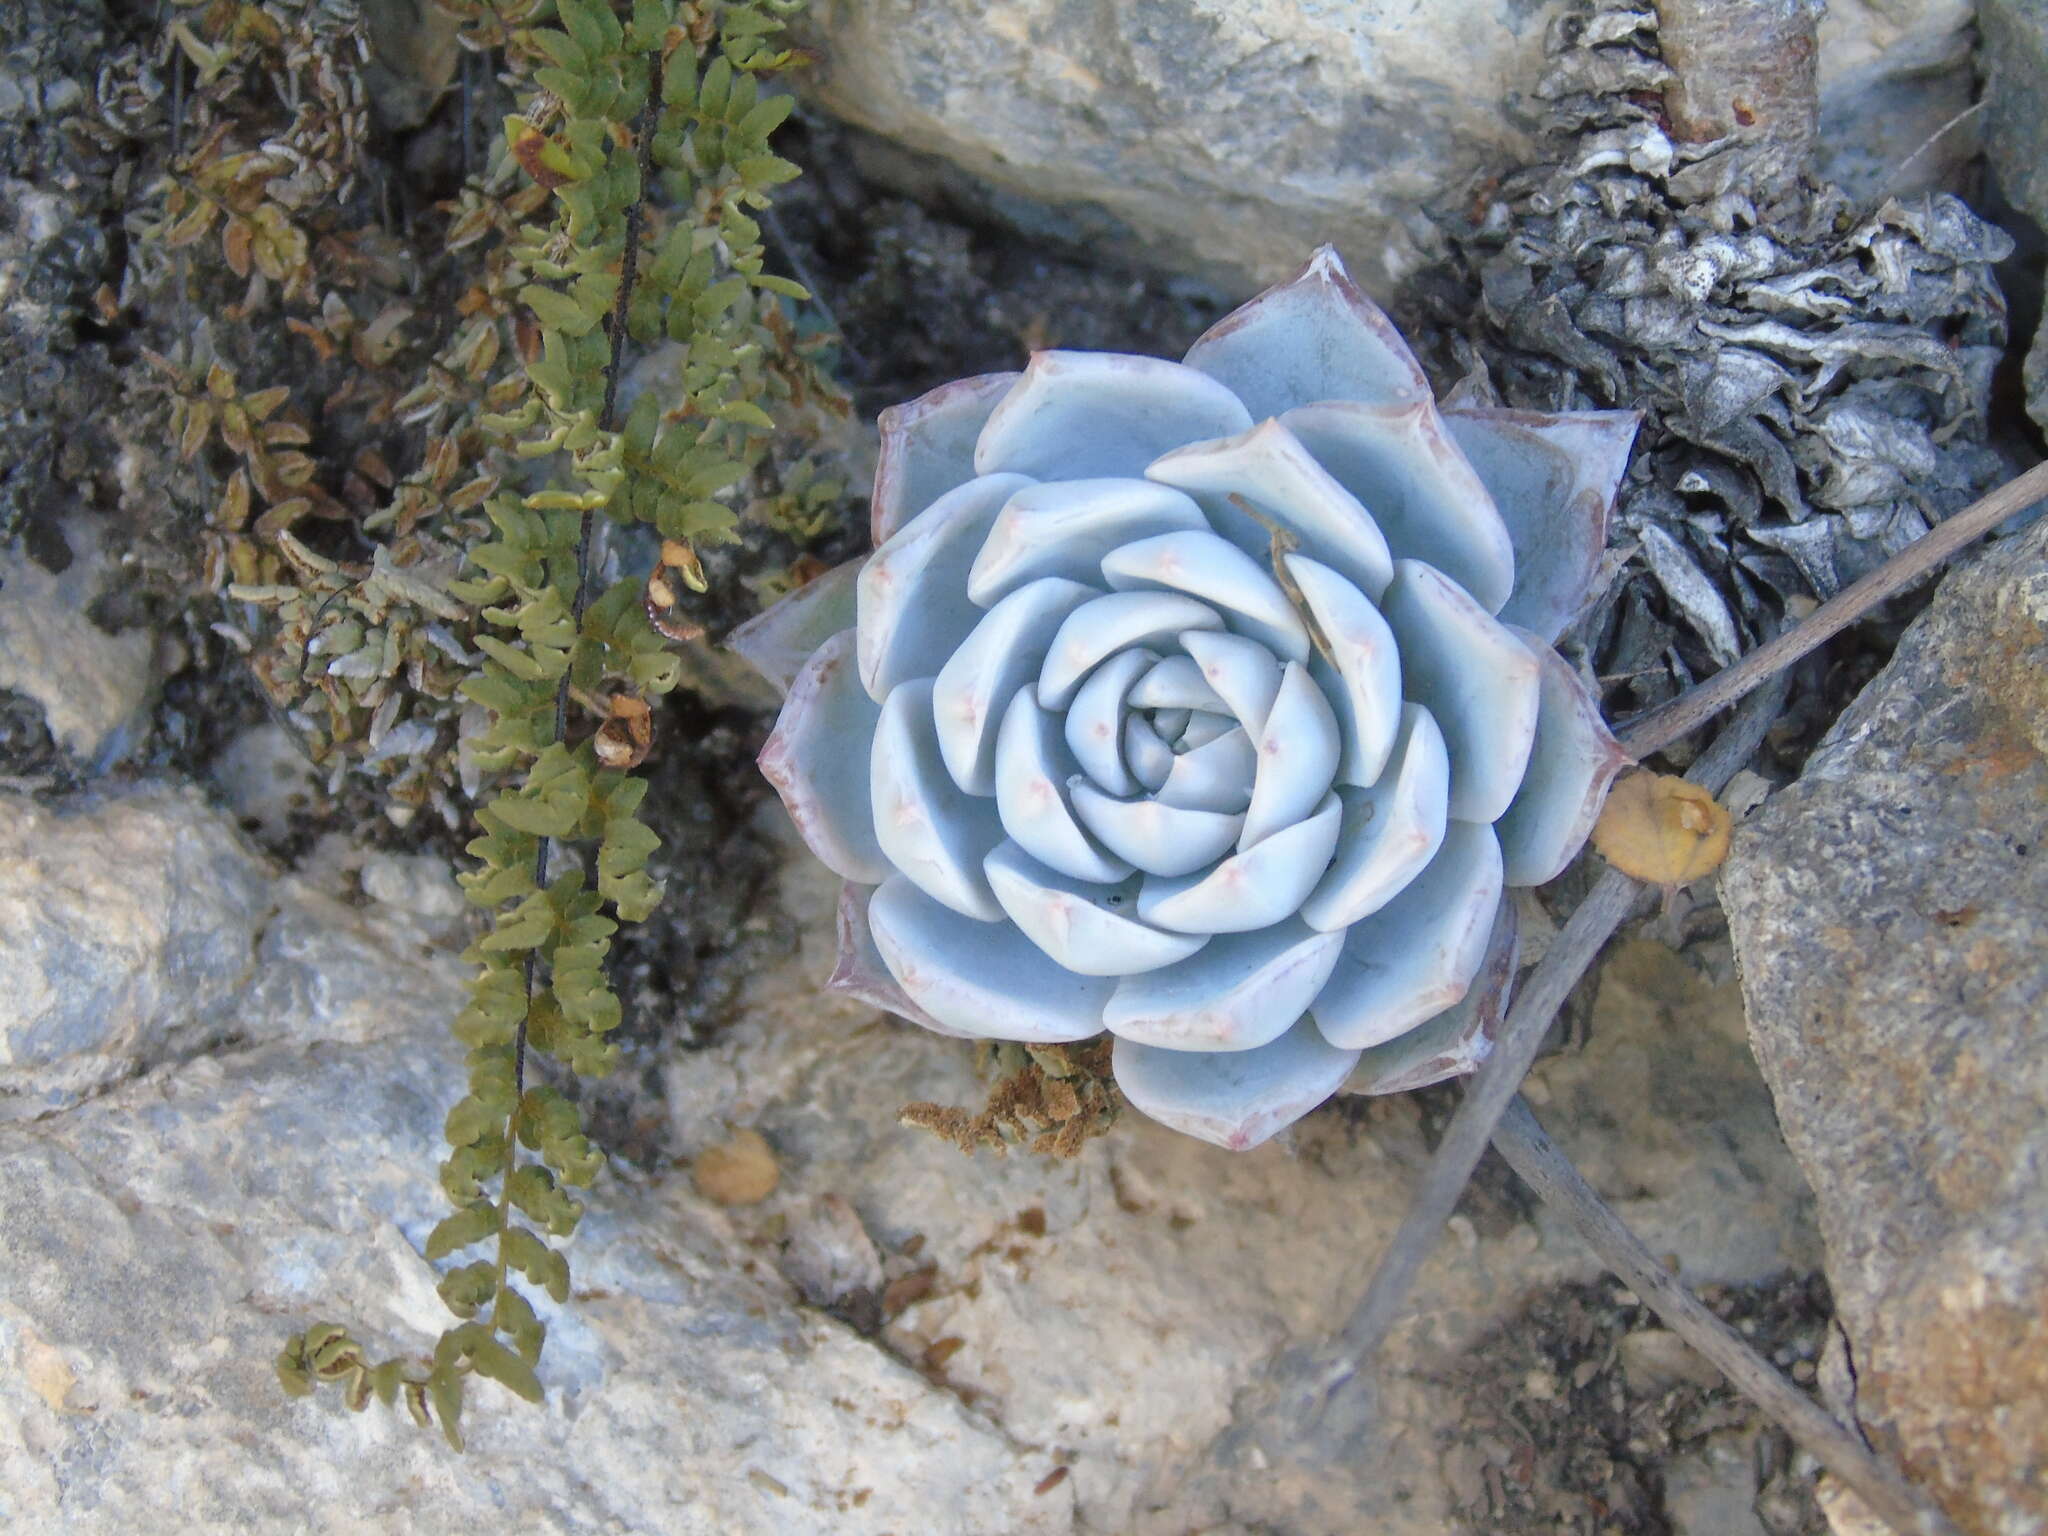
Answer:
xmin=3 ymin=1 xmax=2046 ymax=1534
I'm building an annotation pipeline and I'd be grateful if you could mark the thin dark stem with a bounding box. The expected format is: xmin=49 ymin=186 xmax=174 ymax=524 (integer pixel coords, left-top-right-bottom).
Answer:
xmin=1493 ymin=1096 xmax=1962 ymax=1536
xmin=1618 ymin=460 xmax=2048 ymax=761
xmin=1309 ymin=671 xmax=1789 ymax=1407
xmin=494 ymin=53 xmax=668 ymax=1326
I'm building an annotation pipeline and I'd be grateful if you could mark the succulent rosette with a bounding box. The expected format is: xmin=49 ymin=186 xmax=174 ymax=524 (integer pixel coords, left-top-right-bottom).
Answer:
xmin=733 ymin=248 xmax=1637 ymax=1149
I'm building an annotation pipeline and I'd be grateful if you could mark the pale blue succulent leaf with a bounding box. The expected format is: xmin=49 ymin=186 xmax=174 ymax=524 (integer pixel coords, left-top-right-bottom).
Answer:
xmin=984 ymin=840 xmax=1208 ymax=977
xmin=873 ymin=371 xmax=1022 ymax=544
xmin=759 ymin=629 xmax=889 ymax=884
xmin=1146 ymin=418 xmax=1394 ymax=603
xmin=1495 ymin=628 xmax=1632 ymax=886
xmin=1037 ymin=591 xmax=1225 ymax=710
xmin=968 ymin=476 xmax=1210 ymax=607
xmin=974 ymin=351 xmax=1255 ymax=480
xmin=1064 ymin=647 xmax=1158 ymax=798
xmin=1176 ymin=710 xmax=1239 ymax=750
xmin=1113 ymin=1015 xmax=1360 ymax=1150
xmin=1342 ymin=895 xmax=1517 ymax=1095
xmin=826 ymin=881 xmax=970 ymax=1036
xmin=1104 ymin=920 xmax=1344 ymax=1053
xmin=1129 ymin=654 xmax=1227 ymax=713
xmin=1381 ymin=559 xmax=1541 ymax=823
xmin=1070 ymin=779 xmax=1245 ymax=877
xmin=1137 ymin=792 xmax=1342 ymax=934
xmin=1154 ymin=725 xmax=1256 ymax=813
xmin=1286 ymin=553 xmax=1402 ymax=787
xmin=871 ymin=678 xmax=1007 ymax=920
xmin=1298 ymin=703 xmax=1450 ymax=931
xmin=1443 ymin=406 xmax=1638 ymax=643
xmin=1241 ymin=661 xmax=1341 ymax=851
xmin=869 ymin=875 xmax=1111 ymax=1042
xmin=728 ymin=556 xmax=865 ymax=696
xmin=1101 ymin=529 xmax=1311 ymax=663
xmin=1177 ymin=629 xmax=1284 ymax=737
xmin=858 ymin=472 xmax=1034 ymax=702
xmin=1284 ymin=400 xmax=1517 ymax=614
xmin=1123 ymin=716 xmax=1175 ymax=791
xmin=1312 ymin=820 xmax=1505 ymax=1050
xmin=1180 ymin=245 xmax=1430 ymax=420
xmin=932 ymin=576 xmax=1099 ymax=795
xmin=993 ymin=688 xmax=1133 ymax=883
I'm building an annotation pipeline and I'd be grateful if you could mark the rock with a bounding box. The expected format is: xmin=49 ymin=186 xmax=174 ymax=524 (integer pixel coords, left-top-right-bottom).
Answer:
xmin=1981 ymin=0 xmax=2048 ymax=433
xmin=0 ymin=786 xmax=271 ymax=1116
xmin=0 ymin=519 xmax=157 ymax=766
xmin=798 ymin=0 xmax=1981 ymax=292
xmin=1722 ymin=519 xmax=2048 ymax=1536
xmin=799 ymin=0 xmax=1556 ymax=292
xmin=1816 ymin=1 xmax=1977 ymax=201
xmin=208 ymin=723 xmax=320 ymax=850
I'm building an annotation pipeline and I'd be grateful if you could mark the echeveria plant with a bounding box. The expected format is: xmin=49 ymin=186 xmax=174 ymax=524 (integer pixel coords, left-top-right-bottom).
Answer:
xmin=733 ymin=248 xmax=1637 ymax=1149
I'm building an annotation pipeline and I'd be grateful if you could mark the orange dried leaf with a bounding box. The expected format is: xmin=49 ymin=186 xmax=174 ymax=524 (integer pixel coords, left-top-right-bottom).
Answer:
xmin=1591 ymin=771 xmax=1732 ymax=886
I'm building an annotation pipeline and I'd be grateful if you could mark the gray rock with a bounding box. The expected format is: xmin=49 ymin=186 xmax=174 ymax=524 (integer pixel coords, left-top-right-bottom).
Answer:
xmin=0 ymin=784 xmax=1826 ymax=1533
xmin=798 ymin=0 xmax=1976 ymax=293
xmin=0 ymin=786 xmax=272 ymax=1116
xmin=0 ymin=520 xmax=157 ymax=766
xmin=1722 ymin=518 xmax=2048 ymax=1536
xmin=1816 ymin=1 xmax=1978 ymax=201
xmin=1982 ymin=1 xmax=2048 ymax=433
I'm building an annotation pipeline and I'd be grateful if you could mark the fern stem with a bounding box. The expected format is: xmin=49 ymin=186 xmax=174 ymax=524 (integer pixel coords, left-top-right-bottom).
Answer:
xmin=492 ymin=45 xmax=668 ymax=1337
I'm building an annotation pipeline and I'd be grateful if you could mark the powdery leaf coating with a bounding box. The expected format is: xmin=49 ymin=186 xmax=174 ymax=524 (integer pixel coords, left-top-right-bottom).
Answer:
xmin=743 ymin=246 xmax=1636 ymax=1148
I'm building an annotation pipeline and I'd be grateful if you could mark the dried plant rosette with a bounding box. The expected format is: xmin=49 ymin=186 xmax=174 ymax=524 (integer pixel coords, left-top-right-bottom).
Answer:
xmin=732 ymin=248 xmax=1637 ymax=1149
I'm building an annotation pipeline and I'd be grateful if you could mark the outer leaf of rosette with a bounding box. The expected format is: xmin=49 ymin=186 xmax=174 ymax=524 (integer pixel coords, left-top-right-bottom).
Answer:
xmin=974 ymin=351 xmax=1255 ymax=480
xmin=1138 ymin=792 xmax=1342 ymax=934
xmin=1379 ymin=560 xmax=1540 ymax=824
xmin=1284 ymin=554 xmax=1401 ymax=788
xmin=1037 ymin=591 xmax=1225 ymax=711
xmin=758 ymin=629 xmax=888 ymax=884
xmin=872 ymin=371 xmax=1020 ymax=545
xmin=968 ymin=477 xmax=1209 ymax=608
xmin=728 ymin=557 xmax=864 ymax=696
xmin=1340 ymin=894 xmax=1517 ymax=1095
xmin=984 ymin=840 xmax=1208 ymax=977
xmin=868 ymin=874 xmax=1112 ymax=1043
xmin=1180 ymin=245 xmax=1431 ymax=420
xmin=1104 ymin=920 xmax=1344 ymax=1052
xmin=1113 ymin=1016 xmax=1360 ymax=1151
xmin=932 ymin=576 xmax=1098 ymax=795
xmin=870 ymin=678 xmax=1006 ymax=921
xmin=1283 ymin=399 xmax=1516 ymax=615
xmin=993 ymin=688 xmax=1132 ymax=884
xmin=828 ymin=881 xmax=970 ymax=1037
xmin=1442 ymin=406 xmax=1639 ymax=643
xmin=1297 ymin=702 xmax=1449 ymax=931
xmin=1145 ymin=418 xmax=1394 ymax=607
xmin=859 ymin=471 xmax=1034 ymax=703
xmin=1311 ymin=820 xmax=1505 ymax=1050
xmin=1100 ymin=529 xmax=1311 ymax=664
xmin=1494 ymin=628 xmax=1632 ymax=887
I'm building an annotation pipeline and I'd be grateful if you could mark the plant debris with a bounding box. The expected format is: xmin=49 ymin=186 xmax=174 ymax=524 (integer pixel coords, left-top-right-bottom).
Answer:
xmin=1407 ymin=0 xmax=2015 ymax=728
xmin=899 ymin=1037 xmax=1121 ymax=1159
xmin=1592 ymin=770 xmax=1733 ymax=885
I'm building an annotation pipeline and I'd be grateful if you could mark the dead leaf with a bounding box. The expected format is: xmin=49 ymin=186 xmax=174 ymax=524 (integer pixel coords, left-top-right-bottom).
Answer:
xmin=691 ymin=1127 xmax=779 ymax=1205
xmin=1592 ymin=771 xmax=1732 ymax=885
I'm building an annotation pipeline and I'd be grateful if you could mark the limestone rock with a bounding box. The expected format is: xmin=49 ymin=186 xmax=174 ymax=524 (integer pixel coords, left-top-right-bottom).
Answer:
xmin=0 ymin=520 xmax=156 ymax=766
xmin=0 ymin=783 xmax=1825 ymax=1533
xmin=798 ymin=0 xmax=1980 ymax=293
xmin=1722 ymin=519 xmax=2048 ymax=1536
xmin=1981 ymin=0 xmax=2048 ymax=432
xmin=0 ymin=785 xmax=271 ymax=1116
